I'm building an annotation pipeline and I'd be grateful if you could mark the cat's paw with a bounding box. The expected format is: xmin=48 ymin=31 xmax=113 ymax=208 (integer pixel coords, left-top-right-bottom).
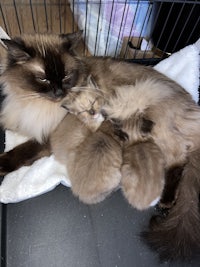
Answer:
xmin=109 ymin=118 xmax=129 ymax=141
xmin=113 ymin=128 xmax=129 ymax=141
xmin=0 ymin=153 xmax=15 ymax=176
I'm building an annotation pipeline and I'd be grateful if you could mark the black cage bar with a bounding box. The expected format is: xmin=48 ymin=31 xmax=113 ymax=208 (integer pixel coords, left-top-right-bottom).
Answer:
xmin=0 ymin=0 xmax=199 ymax=64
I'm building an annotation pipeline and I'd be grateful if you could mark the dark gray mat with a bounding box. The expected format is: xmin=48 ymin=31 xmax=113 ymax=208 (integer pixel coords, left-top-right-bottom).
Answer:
xmin=1 ymin=186 xmax=199 ymax=267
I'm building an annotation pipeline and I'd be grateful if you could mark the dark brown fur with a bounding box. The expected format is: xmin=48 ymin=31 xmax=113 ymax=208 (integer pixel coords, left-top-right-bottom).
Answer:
xmin=159 ymin=165 xmax=184 ymax=210
xmin=0 ymin=140 xmax=50 ymax=175
xmin=142 ymin=149 xmax=200 ymax=261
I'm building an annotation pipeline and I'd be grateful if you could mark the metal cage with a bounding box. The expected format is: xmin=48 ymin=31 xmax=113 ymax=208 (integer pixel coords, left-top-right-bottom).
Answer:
xmin=0 ymin=1 xmax=199 ymax=63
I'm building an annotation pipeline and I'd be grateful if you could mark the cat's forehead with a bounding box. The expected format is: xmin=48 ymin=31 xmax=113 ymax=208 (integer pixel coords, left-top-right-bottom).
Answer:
xmin=22 ymin=34 xmax=62 ymax=55
xmin=22 ymin=38 xmax=78 ymax=76
xmin=83 ymin=90 xmax=96 ymax=99
xmin=25 ymin=49 xmax=67 ymax=79
xmin=26 ymin=60 xmax=45 ymax=74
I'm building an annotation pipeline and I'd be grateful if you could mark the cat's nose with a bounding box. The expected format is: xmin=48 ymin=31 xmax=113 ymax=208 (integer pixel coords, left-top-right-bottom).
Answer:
xmin=54 ymin=88 xmax=65 ymax=98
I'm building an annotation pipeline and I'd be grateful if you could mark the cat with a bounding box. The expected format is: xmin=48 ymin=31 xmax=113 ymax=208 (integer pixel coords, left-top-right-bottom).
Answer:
xmin=50 ymin=114 xmax=122 ymax=204
xmin=0 ymin=31 xmax=87 ymax=143
xmin=62 ymin=83 xmax=180 ymax=212
xmin=0 ymin=33 xmax=200 ymax=261
xmin=61 ymin=83 xmax=165 ymax=210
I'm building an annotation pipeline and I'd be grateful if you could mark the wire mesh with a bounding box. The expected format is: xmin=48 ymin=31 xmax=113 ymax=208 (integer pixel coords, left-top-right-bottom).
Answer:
xmin=0 ymin=0 xmax=199 ymax=63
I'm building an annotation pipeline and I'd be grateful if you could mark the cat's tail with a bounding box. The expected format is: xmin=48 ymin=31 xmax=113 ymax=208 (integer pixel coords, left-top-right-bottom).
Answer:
xmin=142 ymin=149 xmax=200 ymax=261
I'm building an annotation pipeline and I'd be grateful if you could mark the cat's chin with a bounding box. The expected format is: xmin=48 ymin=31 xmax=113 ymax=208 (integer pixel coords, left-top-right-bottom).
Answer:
xmin=92 ymin=113 xmax=104 ymax=123
xmin=40 ymin=93 xmax=68 ymax=103
xmin=77 ymin=113 xmax=105 ymax=132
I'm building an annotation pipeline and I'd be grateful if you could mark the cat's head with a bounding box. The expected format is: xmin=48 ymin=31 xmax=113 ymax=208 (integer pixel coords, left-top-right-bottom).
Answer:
xmin=61 ymin=76 xmax=105 ymax=131
xmin=0 ymin=32 xmax=87 ymax=101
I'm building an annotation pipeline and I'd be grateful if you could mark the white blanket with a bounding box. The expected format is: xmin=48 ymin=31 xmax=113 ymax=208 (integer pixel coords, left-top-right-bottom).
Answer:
xmin=0 ymin=41 xmax=199 ymax=203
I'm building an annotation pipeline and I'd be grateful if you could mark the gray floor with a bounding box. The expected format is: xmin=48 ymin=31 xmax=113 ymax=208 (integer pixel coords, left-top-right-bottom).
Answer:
xmin=1 ymin=184 xmax=200 ymax=267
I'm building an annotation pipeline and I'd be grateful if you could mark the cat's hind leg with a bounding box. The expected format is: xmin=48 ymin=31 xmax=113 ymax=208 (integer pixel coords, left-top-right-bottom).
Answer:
xmin=121 ymin=141 xmax=165 ymax=210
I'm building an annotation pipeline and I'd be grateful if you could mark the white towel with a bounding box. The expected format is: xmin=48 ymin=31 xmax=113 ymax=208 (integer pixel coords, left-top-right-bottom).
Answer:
xmin=154 ymin=43 xmax=200 ymax=103
xmin=0 ymin=41 xmax=199 ymax=203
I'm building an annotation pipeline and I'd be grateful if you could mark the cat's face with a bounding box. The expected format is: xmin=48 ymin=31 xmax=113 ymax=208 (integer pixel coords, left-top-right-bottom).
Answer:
xmin=1 ymin=32 xmax=85 ymax=101
xmin=61 ymin=86 xmax=105 ymax=131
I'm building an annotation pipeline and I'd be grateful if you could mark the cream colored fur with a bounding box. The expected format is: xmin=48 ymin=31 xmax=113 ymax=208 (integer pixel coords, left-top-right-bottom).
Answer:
xmin=104 ymin=80 xmax=176 ymax=120
xmin=121 ymin=141 xmax=165 ymax=210
xmin=61 ymin=86 xmax=105 ymax=132
xmin=51 ymin=115 xmax=122 ymax=204
xmin=60 ymin=83 xmax=166 ymax=208
xmin=103 ymin=79 xmax=200 ymax=167
xmin=0 ymin=81 xmax=67 ymax=143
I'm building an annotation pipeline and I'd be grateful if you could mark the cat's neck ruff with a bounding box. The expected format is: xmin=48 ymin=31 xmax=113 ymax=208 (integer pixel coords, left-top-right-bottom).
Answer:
xmin=0 ymin=85 xmax=67 ymax=143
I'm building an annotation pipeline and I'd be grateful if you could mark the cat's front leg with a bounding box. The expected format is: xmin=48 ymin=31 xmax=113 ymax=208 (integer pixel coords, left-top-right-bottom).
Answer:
xmin=0 ymin=140 xmax=51 ymax=175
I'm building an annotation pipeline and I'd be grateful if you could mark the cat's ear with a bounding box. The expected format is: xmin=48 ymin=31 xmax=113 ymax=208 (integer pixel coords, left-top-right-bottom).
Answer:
xmin=61 ymin=93 xmax=77 ymax=111
xmin=60 ymin=30 xmax=83 ymax=51
xmin=61 ymin=100 xmax=76 ymax=114
xmin=1 ymin=38 xmax=31 ymax=63
xmin=87 ymin=75 xmax=98 ymax=90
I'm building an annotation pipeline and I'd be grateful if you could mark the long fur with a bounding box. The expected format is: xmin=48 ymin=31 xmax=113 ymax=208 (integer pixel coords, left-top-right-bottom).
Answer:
xmin=101 ymin=80 xmax=200 ymax=261
xmin=0 ymin=90 xmax=67 ymax=143
xmin=61 ymin=83 xmax=105 ymax=132
xmin=121 ymin=141 xmax=165 ymax=210
xmin=50 ymin=115 xmax=122 ymax=204
xmin=1 ymin=33 xmax=200 ymax=261
xmin=142 ymin=149 xmax=200 ymax=261
xmin=61 ymin=83 xmax=167 ymax=208
xmin=0 ymin=33 xmax=86 ymax=142
xmin=102 ymin=82 xmax=200 ymax=166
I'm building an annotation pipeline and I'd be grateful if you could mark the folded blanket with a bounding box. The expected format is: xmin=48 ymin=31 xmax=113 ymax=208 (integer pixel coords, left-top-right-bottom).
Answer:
xmin=0 ymin=41 xmax=199 ymax=203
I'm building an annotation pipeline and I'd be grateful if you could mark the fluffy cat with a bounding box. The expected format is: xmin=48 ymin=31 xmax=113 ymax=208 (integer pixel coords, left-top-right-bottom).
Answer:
xmin=58 ymin=77 xmax=122 ymax=203
xmin=0 ymin=31 xmax=87 ymax=143
xmin=0 ymin=33 xmax=200 ymax=261
xmin=51 ymin=114 xmax=122 ymax=204
xmin=62 ymin=83 xmax=165 ymax=210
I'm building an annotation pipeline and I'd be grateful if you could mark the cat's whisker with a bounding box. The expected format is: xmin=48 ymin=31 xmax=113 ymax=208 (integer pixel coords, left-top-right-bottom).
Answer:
xmin=77 ymin=110 xmax=87 ymax=115
xmin=18 ymin=94 xmax=42 ymax=101
xmin=18 ymin=95 xmax=40 ymax=99
xmin=17 ymin=93 xmax=39 ymax=98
